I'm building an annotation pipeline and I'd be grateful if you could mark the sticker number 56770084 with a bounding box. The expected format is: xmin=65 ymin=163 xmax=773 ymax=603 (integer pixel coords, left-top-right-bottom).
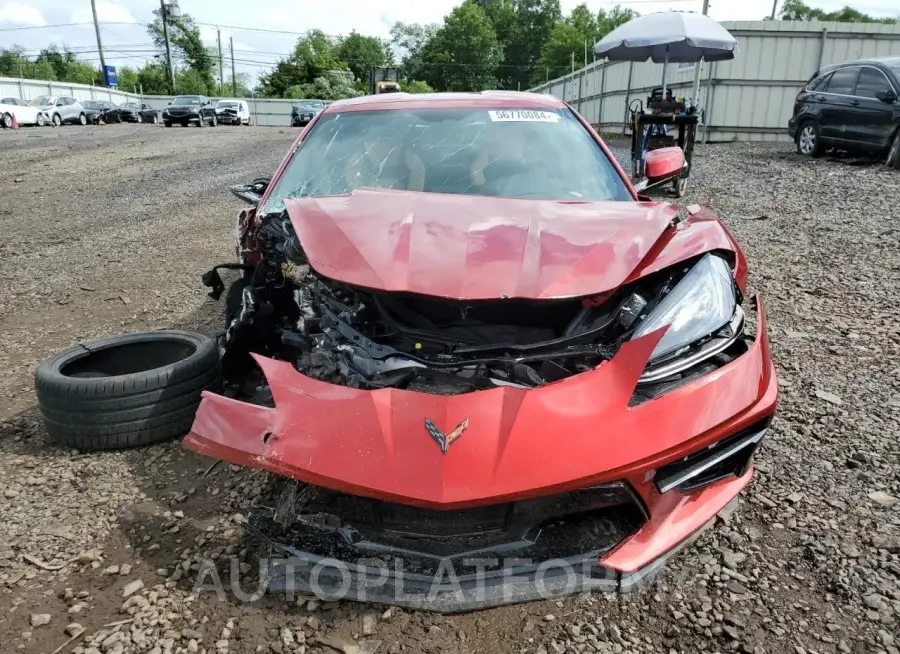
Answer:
xmin=488 ymin=110 xmax=561 ymax=122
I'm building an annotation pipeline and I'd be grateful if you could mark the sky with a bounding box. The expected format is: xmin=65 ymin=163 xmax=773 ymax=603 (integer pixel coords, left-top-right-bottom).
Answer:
xmin=1 ymin=0 xmax=898 ymax=85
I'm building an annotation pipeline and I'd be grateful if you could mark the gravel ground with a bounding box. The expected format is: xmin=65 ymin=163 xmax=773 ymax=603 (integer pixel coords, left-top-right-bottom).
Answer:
xmin=1 ymin=124 xmax=899 ymax=654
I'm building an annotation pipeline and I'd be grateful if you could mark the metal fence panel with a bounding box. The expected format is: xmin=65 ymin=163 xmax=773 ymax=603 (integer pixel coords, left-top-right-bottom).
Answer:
xmin=530 ymin=19 xmax=900 ymax=142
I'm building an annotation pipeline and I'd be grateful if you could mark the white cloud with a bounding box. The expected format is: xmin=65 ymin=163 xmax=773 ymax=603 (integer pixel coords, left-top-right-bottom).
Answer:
xmin=0 ymin=1 xmax=47 ymax=27
xmin=70 ymin=0 xmax=136 ymax=25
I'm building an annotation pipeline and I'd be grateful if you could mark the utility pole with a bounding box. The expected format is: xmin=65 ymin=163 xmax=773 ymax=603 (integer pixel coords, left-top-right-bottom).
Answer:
xmin=217 ymin=28 xmax=225 ymax=95
xmin=769 ymin=0 xmax=779 ymax=19
xmin=160 ymin=0 xmax=176 ymax=94
xmin=691 ymin=0 xmax=710 ymax=108
xmin=90 ymin=0 xmax=108 ymax=86
xmin=571 ymin=51 xmax=575 ymax=73
xmin=230 ymin=37 xmax=237 ymax=97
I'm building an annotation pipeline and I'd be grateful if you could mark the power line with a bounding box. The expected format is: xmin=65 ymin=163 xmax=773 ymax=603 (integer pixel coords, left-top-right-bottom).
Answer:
xmin=0 ymin=21 xmax=142 ymax=32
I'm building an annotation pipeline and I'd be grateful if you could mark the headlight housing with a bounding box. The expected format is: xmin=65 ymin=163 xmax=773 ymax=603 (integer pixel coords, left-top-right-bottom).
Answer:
xmin=633 ymin=253 xmax=740 ymax=379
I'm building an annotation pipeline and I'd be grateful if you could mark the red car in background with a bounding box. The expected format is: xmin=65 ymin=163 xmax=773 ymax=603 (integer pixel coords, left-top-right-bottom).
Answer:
xmin=187 ymin=91 xmax=777 ymax=611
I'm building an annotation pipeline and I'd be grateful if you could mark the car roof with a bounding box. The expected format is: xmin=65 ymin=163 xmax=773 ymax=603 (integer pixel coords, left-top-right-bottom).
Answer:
xmin=821 ymin=56 xmax=900 ymax=72
xmin=325 ymin=91 xmax=566 ymax=113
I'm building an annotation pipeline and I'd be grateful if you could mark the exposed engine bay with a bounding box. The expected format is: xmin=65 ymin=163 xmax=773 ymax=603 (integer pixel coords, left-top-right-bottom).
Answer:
xmin=202 ymin=212 xmax=737 ymax=400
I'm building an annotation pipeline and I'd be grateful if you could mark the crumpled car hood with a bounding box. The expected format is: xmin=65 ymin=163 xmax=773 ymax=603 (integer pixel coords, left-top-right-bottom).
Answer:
xmin=284 ymin=189 xmax=676 ymax=299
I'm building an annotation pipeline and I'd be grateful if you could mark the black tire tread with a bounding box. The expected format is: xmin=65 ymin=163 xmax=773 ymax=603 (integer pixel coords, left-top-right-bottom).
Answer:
xmin=38 ymin=377 xmax=218 ymax=425
xmin=36 ymin=360 xmax=220 ymax=412
xmin=43 ymin=413 xmax=199 ymax=451
xmin=34 ymin=330 xmax=220 ymax=451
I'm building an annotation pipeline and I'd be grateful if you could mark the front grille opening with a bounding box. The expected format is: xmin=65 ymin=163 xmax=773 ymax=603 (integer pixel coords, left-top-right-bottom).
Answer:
xmin=379 ymin=502 xmax=512 ymax=541
xmin=251 ymin=479 xmax=647 ymax=575
xmin=654 ymin=418 xmax=772 ymax=494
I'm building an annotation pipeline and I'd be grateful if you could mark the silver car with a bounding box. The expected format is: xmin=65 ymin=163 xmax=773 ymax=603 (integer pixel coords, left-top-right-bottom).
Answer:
xmin=32 ymin=95 xmax=87 ymax=126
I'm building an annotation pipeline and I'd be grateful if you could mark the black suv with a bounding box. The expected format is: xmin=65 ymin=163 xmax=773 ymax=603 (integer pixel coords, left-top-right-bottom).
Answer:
xmin=788 ymin=57 xmax=900 ymax=167
xmin=291 ymin=99 xmax=325 ymax=127
xmin=162 ymin=95 xmax=218 ymax=127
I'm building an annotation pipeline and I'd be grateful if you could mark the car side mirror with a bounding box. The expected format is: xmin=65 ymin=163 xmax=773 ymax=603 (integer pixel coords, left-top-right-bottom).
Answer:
xmin=876 ymin=89 xmax=897 ymax=104
xmin=230 ymin=177 xmax=271 ymax=206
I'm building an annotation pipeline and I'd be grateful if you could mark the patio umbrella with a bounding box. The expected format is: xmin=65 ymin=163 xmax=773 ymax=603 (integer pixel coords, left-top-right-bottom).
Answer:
xmin=593 ymin=11 xmax=738 ymax=95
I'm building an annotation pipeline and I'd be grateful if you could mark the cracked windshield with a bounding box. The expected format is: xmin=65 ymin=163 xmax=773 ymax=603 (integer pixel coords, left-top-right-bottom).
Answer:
xmin=260 ymin=106 xmax=631 ymax=214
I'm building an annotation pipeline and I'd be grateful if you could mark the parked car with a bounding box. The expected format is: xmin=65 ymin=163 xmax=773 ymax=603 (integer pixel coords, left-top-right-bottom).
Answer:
xmin=789 ymin=56 xmax=900 ymax=166
xmin=32 ymin=95 xmax=86 ymax=126
xmin=119 ymin=102 xmax=159 ymax=124
xmin=162 ymin=95 xmax=217 ymax=127
xmin=216 ymin=99 xmax=251 ymax=125
xmin=0 ymin=97 xmax=49 ymax=127
xmin=83 ymin=100 xmax=122 ymax=124
xmin=290 ymin=99 xmax=325 ymax=127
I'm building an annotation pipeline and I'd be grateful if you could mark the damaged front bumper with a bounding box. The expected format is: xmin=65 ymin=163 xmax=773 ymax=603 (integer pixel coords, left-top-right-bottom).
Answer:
xmin=184 ymin=297 xmax=776 ymax=611
xmin=243 ymin=483 xmax=743 ymax=612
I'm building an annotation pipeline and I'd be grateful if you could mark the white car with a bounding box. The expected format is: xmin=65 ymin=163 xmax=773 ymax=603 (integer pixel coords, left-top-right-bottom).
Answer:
xmin=32 ymin=95 xmax=87 ymax=126
xmin=0 ymin=97 xmax=49 ymax=127
xmin=215 ymin=100 xmax=251 ymax=125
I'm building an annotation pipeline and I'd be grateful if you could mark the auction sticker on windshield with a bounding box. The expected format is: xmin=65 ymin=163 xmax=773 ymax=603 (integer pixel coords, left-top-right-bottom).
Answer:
xmin=488 ymin=110 xmax=561 ymax=122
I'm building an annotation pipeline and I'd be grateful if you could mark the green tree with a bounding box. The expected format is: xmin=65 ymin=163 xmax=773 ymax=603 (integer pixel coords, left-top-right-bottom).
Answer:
xmin=258 ymin=30 xmax=346 ymax=97
xmin=136 ymin=62 xmax=170 ymax=95
xmin=0 ymin=45 xmax=29 ymax=78
xmin=597 ymin=5 xmax=639 ymax=34
xmin=214 ymin=73 xmax=252 ymax=97
xmin=335 ymin=31 xmax=393 ymax=87
xmin=390 ymin=21 xmax=440 ymax=82
xmin=501 ymin=0 xmax=562 ymax=91
xmin=287 ymin=69 xmax=361 ymax=100
xmin=420 ymin=0 xmax=501 ymax=91
xmin=34 ymin=45 xmax=101 ymax=85
xmin=536 ymin=4 xmax=637 ymax=83
xmin=402 ymin=80 xmax=434 ymax=93
xmin=117 ymin=66 xmax=139 ymax=93
xmin=780 ymin=0 xmax=897 ymax=21
xmin=147 ymin=8 xmax=215 ymax=92
xmin=0 ymin=46 xmax=57 ymax=82
xmin=175 ymin=68 xmax=209 ymax=94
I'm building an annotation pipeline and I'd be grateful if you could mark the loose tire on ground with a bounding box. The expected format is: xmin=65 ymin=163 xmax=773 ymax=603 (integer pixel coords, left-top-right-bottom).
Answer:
xmin=35 ymin=330 xmax=220 ymax=451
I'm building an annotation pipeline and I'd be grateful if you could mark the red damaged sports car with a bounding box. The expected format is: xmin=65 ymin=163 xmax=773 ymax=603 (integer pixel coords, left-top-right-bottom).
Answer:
xmin=187 ymin=91 xmax=777 ymax=611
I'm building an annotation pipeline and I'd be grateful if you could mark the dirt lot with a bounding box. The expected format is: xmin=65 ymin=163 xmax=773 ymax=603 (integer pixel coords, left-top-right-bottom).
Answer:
xmin=0 ymin=124 xmax=898 ymax=654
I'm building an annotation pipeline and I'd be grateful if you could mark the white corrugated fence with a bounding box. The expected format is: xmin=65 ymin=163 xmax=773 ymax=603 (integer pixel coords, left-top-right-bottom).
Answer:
xmin=529 ymin=20 xmax=900 ymax=142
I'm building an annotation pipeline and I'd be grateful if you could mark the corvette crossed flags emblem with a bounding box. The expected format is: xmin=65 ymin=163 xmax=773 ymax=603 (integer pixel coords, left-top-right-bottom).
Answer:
xmin=424 ymin=417 xmax=469 ymax=454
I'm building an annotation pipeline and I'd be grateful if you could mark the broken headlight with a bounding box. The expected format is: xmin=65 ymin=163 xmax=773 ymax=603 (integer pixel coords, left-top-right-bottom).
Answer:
xmin=633 ymin=253 xmax=740 ymax=381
